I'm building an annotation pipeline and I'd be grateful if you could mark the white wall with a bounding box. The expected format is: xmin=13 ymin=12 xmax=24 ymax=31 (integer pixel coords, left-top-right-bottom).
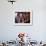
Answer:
xmin=0 ymin=0 xmax=46 ymax=42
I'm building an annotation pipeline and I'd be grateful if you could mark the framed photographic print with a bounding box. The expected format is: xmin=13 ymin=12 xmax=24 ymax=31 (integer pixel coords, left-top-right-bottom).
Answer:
xmin=14 ymin=9 xmax=32 ymax=26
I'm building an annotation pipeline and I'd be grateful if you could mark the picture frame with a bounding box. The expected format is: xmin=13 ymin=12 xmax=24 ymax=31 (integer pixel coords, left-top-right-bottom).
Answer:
xmin=14 ymin=9 xmax=32 ymax=26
